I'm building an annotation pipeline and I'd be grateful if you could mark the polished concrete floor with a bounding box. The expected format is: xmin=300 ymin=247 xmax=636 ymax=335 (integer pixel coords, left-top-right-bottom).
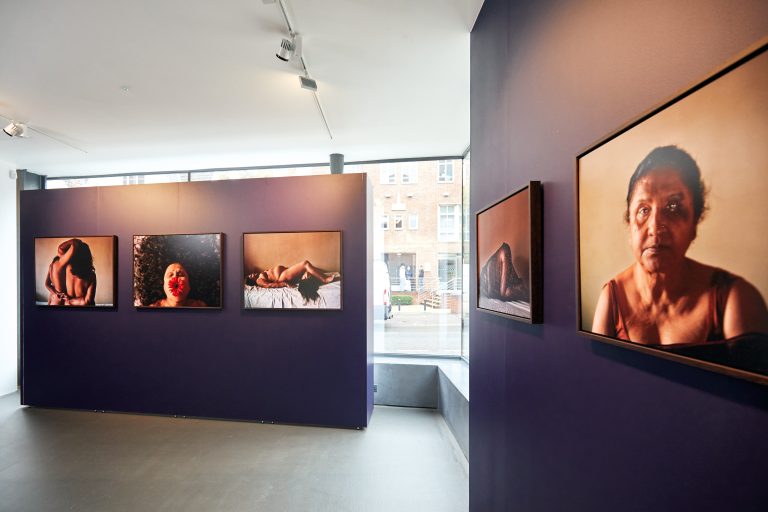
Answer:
xmin=0 ymin=392 xmax=468 ymax=512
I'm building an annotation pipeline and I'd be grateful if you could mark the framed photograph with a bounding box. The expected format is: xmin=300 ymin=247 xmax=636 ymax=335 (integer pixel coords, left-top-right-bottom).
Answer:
xmin=133 ymin=233 xmax=222 ymax=308
xmin=476 ymin=181 xmax=542 ymax=323
xmin=34 ymin=236 xmax=117 ymax=307
xmin=577 ymin=42 xmax=768 ymax=384
xmin=243 ymin=231 xmax=342 ymax=310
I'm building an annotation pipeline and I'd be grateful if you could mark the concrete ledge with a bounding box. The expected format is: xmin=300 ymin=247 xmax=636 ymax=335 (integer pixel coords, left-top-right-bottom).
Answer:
xmin=374 ymin=356 xmax=469 ymax=459
xmin=373 ymin=363 xmax=438 ymax=408
xmin=438 ymin=370 xmax=469 ymax=458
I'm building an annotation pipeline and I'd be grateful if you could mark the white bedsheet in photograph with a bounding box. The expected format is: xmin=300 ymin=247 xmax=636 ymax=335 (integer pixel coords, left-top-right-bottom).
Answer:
xmin=478 ymin=297 xmax=530 ymax=318
xmin=244 ymin=281 xmax=341 ymax=309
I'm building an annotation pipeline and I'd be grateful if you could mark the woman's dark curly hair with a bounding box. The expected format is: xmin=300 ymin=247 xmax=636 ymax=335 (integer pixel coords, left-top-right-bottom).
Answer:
xmin=297 ymin=276 xmax=322 ymax=304
xmin=133 ymin=234 xmax=221 ymax=306
xmin=70 ymin=239 xmax=95 ymax=279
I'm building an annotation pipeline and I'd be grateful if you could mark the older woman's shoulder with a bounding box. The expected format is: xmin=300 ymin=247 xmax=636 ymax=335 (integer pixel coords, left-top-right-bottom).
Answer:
xmin=686 ymin=259 xmax=739 ymax=285
xmin=610 ymin=265 xmax=636 ymax=287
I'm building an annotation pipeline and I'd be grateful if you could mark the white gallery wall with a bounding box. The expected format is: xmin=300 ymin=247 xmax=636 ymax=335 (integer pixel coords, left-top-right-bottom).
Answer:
xmin=0 ymin=161 xmax=17 ymax=395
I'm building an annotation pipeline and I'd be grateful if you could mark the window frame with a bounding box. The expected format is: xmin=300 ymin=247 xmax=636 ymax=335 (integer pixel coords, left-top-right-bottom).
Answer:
xmin=438 ymin=203 xmax=460 ymax=242
xmin=380 ymin=163 xmax=397 ymax=184
xmin=400 ymin=163 xmax=418 ymax=184
xmin=438 ymin=160 xmax=454 ymax=183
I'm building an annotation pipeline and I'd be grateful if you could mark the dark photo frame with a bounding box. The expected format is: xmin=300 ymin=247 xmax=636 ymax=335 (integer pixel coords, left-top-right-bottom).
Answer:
xmin=242 ymin=231 xmax=343 ymax=310
xmin=576 ymin=42 xmax=768 ymax=385
xmin=34 ymin=235 xmax=117 ymax=308
xmin=476 ymin=181 xmax=542 ymax=323
xmin=133 ymin=233 xmax=223 ymax=309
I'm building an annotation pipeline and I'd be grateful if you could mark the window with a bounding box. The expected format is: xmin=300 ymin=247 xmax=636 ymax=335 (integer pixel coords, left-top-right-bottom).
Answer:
xmin=438 ymin=160 xmax=454 ymax=183
xmin=408 ymin=214 xmax=419 ymax=230
xmin=45 ymin=173 xmax=188 ymax=189
xmin=380 ymin=163 xmax=397 ymax=184
xmin=401 ymin=163 xmax=418 ymax=184
xmin=439 ymin=204 xmax=461 ymax=241
xmin=191 ymin=166 xmax=328 ymax=181
xmin=438 ymin=253 xmax=461 ymax=291
xmin=393 ymin=214 xmax=404 ymax=230
xmin=461 ymin=152 xmax=470 ymax=361
xmin=344 ymin=164 xmax=361 ymax=173
xmin=381 ymin=215 xmax=390 ymax=230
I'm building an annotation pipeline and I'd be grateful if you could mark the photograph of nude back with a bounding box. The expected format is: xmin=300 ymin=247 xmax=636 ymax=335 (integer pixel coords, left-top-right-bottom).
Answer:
xmin=476 ymin=181 xmax=542 ymax=323
xmin=577 ymin=42 xmax=768 ymax=384
xmin=34 ymin=236 xmax=117 ymax=307
xmin=243 ymin=231 xmax=342 ymax=310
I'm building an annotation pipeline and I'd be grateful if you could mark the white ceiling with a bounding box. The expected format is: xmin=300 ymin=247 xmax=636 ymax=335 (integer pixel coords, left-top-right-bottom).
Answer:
xmin=0 ymin=0 xmax=482 ymax=177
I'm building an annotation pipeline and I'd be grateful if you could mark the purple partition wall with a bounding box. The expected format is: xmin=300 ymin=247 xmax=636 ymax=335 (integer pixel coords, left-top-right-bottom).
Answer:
xmin=20 ymin=174 xmax=372 ymax=429
xmin=470 ymin=1 xmax=768 ymax=511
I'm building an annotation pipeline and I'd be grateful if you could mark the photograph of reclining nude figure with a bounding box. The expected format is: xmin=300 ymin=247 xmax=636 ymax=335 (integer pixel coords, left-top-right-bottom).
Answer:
xmin=34 ymin=236 xmax=117 ymax=307
xmin=243 ymin=231 xmax=342 ymax=310
xmin=476 ymin=181 xmax=542 ymax=323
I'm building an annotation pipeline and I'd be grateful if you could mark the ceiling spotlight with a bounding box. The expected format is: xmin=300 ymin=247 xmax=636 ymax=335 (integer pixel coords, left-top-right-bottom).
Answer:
xmin=3 ymin=122 xmax=27 ymax=137
xmin=276 ymin=38 xmax=295 ymax=61
xmin=298 ymin=75 xmax=318 ymax=92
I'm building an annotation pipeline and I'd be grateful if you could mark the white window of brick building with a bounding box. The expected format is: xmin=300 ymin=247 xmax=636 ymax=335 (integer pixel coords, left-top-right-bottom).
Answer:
xmin=438 ymin=204 xmax=460 ymax=241
xmin=401 ymin=163 xmax=418 ymax=184
xmin=380 ymin=163 xmax=397 ymax=184
xmin=438 ymin=160 xmax=454 ymax=183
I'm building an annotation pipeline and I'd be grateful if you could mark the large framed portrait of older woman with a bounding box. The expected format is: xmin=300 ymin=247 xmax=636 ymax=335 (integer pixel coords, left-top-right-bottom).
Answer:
xmin=133 ymin=233 xmax=223 ymax=308
xmin=476 ymin=181 xmax=543 ymax=323
xmin=242 ymin=231 xmax=342 ymax=310
xmin=577 ymin=42 xmax=768 ymax=384
xmin=34 ymin=235 xmax=117 ymax=307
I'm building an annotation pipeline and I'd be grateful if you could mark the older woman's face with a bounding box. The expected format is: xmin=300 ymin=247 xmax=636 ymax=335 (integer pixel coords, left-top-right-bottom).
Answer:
xmin=163 ymin=263 xmax=191 ymax=301
xmin=628 ymin=168 xmax=696 ymax=274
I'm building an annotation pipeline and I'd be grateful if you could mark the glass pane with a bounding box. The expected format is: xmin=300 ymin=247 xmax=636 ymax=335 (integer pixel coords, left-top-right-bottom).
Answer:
xmin=369 ymin=159 xmax=464 ymax=356
xmin=46 ymin=173 xmax=188 ymax=189
xmin=190 ymin=166 xmax=329 ymax=181
xmin=461 ymin=152 xmax=470 ymax=360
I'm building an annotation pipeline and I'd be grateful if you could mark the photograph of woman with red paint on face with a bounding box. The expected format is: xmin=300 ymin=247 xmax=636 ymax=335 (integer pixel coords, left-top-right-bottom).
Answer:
xmin=133 ymin=234 xmax=222 ymax=308
xmin=578 ymin=43 xmax=768 ymax=382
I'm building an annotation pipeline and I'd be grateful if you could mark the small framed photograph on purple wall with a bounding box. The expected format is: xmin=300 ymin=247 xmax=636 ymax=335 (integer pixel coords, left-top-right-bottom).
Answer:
xmin=243 ymin=231 xmax=342 ymax=310
xmin=133 ymin=233 xmax=223 ymax=308
xmin=476 ymin=181 xmax=543 ymax=323
xmin=34 ymin=235 xmax=117 ymax=307
xmin=576 ymin=42 xmax=768 ymax=385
